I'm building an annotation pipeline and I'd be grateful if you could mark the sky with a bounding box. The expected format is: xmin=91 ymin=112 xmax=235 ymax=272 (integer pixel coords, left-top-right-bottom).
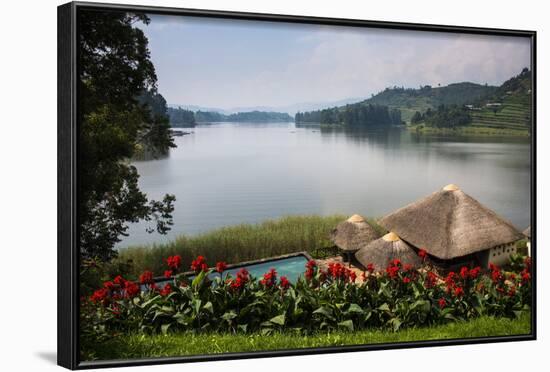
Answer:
xmin=137 ymin=14 xmax=531 ymax=110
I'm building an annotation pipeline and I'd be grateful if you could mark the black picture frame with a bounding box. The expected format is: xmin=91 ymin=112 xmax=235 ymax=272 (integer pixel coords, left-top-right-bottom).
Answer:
xmin=58 ymin=1 xmax=537 ymax=369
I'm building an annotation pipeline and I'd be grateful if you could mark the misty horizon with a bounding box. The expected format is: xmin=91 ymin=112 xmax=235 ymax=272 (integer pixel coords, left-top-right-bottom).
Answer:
xmin=137 ymin=14 xmax=531 ymax=110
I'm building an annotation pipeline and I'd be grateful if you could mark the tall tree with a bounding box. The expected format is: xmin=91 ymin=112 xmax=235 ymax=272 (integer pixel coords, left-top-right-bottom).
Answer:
xmin=78 ymin=10 xmax=175 ymax=261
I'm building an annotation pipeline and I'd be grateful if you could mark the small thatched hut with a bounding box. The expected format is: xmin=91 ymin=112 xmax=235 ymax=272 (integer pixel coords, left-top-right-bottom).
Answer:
xmin=379 ymin=184 xmax=523 ymax=269
xmin=355 ymin=232 xmax=422 ymax=272
xmin=523 ymin=226 xmax=531 ymax=257
xmin=330 ymin=214 xmax=380 ymax=262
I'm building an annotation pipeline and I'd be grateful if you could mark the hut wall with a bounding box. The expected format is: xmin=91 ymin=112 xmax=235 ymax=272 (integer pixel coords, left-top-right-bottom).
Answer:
xmin=485 ymin=242 xmax=517 ymax=267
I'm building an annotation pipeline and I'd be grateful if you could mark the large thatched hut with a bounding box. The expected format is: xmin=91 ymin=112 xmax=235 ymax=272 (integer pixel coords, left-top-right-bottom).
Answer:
xmin=330 ymin=214 xmax=380 ymax=262
xmin=379 ymin=184 xmax=523 ymax=269
xmin=355 ymin=232 xmax=422 ymax=272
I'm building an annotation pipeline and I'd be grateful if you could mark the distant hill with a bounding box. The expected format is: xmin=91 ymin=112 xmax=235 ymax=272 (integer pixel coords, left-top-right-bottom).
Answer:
xmin=295 ymin=69 xmax=531 ymax=136
xmin=468 ymin=68 xmax=532 ymax=132
xmin=168 ymin=97 xmax=367 ymax=116
xmin=361 ymin=82 xmax=498 ymax=123
xmin=195 ymin=110 xmax=293 ymax=123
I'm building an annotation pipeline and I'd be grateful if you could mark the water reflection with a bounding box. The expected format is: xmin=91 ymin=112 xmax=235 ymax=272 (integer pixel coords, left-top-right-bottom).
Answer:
xmin=119 ymin=122 xmax=531 ymax=248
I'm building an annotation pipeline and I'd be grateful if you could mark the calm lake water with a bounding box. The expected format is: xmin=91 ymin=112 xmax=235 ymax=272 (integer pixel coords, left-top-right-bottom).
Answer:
xmin=119 ymin=122 xmax=531 ymax=248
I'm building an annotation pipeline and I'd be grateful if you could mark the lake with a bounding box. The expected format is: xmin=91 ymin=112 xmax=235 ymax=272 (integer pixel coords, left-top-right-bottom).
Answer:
xmin=119 ymin=122 xmax=531 ymax=248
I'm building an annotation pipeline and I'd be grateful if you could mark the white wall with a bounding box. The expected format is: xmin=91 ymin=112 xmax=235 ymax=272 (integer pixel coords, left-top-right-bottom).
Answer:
xmin=0 ymin=0 xmax=547 ymax=371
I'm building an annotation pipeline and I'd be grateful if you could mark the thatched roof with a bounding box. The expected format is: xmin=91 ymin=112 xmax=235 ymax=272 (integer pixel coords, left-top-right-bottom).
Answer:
xmin=355 ymin=232 xmax=422 ymax=271
xmin=523 ymin=226 xmax=531 ymax=239
xmin=379 ymin=184 xmax=523 ymax=260
xmin=330 ymin=214 xmax=380 ymax=252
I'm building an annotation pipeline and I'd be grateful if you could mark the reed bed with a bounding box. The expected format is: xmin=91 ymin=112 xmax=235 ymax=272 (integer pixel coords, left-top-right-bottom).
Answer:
xmin=114 ymin=214 xmax=384 ymax=278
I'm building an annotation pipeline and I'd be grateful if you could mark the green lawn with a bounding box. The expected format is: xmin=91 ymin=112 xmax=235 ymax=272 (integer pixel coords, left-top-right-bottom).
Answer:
xmin=82 ymin=314 xmax=530 ymax=361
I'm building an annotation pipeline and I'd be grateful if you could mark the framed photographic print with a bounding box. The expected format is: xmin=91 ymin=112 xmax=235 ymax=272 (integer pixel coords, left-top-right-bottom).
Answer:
xmin=58 ymin=1 xmax=536 ymax=369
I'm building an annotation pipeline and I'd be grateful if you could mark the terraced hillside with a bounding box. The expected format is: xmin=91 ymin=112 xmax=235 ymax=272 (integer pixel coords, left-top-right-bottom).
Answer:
xmin=470 ymin=69 xmax=532 ymax=133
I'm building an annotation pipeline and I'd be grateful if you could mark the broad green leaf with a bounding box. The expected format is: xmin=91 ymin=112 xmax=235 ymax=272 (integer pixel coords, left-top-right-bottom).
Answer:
xmin=270 ymin=314 xmax=286 ymax=326
xmin=347 ymin=303 xmax=364 ymax=314
xmin=338 ymin=320 xmax=354 ymax=331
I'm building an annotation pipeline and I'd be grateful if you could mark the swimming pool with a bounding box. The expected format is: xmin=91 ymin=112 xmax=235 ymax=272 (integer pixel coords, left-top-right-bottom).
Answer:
xmin=151 ymin=252 xmax=311 ymax=289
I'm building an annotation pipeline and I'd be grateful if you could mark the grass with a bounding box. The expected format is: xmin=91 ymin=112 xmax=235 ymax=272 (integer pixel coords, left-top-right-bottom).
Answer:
xmin=408 ymin=124 xmax=529 ymax=137
xmin=114 ymin=215 xmax=387 ymax=278
xmin=82 ymin=314 xmax=531 ymax=361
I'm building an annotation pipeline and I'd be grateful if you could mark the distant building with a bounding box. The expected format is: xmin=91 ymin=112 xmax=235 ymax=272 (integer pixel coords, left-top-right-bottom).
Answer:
xmin=486 ymin=103 xmax=502 ymax=107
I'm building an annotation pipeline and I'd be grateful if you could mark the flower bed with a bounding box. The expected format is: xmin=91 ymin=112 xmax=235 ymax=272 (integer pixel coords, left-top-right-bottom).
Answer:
xmin=81 ymin=253 xmax=532 ymax=340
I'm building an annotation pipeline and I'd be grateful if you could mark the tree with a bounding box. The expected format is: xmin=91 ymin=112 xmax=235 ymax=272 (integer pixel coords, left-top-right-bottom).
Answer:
xmin=78 ymin=10 xmax=176 ymax=261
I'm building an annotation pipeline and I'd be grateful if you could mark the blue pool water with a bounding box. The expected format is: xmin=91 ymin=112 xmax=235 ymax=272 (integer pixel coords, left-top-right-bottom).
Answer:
xmin=151 ymin=254 xmax=310 ymax=289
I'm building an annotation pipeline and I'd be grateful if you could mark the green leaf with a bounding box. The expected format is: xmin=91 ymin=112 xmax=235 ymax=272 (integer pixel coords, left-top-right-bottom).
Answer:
xmin=221 ymin=311 xmax=237 ymax=321
xmin=347 ymin=303 xmax=364 ymax=314
xmin=161 ymin=323 xmax=171 ymax=335
xmin=313 ymin=306 xmax=334 ymax=320
xmin=203 ymin=301 xmax=213 ymax=314
xmin=338 ymin=320 xmax=354 ymax=331
xmin=270 ymin=314 xmax=286 ymax=326
xmin=378 ymin=303 xmax=391 ymax=312
xmin=192 ymin=270 xmax=208 ymax=290
xmin=191 ymin=299 xmax=202 ymax=314
xmin=389 ymin=318 xmax=402 ymax=332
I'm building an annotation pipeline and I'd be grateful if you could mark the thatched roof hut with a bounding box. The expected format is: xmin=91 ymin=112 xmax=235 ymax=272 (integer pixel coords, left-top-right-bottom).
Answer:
xmin=330 ymin=214 xmax=380 ymax=253
xmin=379 ymin=184 xmax=523 ymax=260
xmin=355 ymin=232 xmax=422 ymax=271
xmin=523 ymin=226 xmax=531 ymax=239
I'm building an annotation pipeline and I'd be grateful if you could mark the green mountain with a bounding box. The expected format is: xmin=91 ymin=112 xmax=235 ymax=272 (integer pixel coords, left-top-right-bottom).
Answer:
xmin=195 ymin=110 xmax=293 ymax=123
xmin=296 ymin=68 xmax=532 ymax=135
xmin=364 ymin=82 xmax=498 ymax=123
xmin=467 ymin=68 xmax=532 ymax=132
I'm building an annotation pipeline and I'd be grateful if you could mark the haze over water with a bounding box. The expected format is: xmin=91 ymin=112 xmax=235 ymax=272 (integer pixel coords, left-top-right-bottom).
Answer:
xmin=119 ymin=123 xmax=531 ymax=248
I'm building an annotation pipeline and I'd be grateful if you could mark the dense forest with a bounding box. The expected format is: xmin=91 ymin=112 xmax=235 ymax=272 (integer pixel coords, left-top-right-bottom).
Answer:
xmin=411 ymin=105 xmax=472 ymax=128
xmin=194 ymin=110 xmax=293 ymax=123
xmin=295 ymin=104 xmax=402 ymax=127
xmin=167 ymin=106 xmax=196 ymax=127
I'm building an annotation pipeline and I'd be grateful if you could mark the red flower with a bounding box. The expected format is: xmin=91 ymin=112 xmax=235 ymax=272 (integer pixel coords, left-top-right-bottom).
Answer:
xmin=124 ymin=281 xmax=140 ymax=298
xmin=166 ymin=255 xmax=182 ymax=270
xmin=160 ymin=283 xmax=172 ymax=296
xmin=230 ymin=268 xmax=250 ymax=291
xmin=402 ymin=277 xmax=411 ymax=284
xmin=490 ymin=265 xmax=503 ymax=283
xmin=403 ymin=264 xmax=413 ymax=272
xmin=438 ymin=298 xmax=446 ymax=309
xmin=139 ymin=270 xmax=154 ymax=285
xmin=164 ymin=270 xmax=173 ymax=278
xmin=418 ymin=249 xmax=428 ymax=261
xmin=190 ymin=255 xmax=208 ymax=273
xmin=445 ymin=272 xmax=456 ymax=291
xmin=366 ymin=263 xmax=375 ymax=273
xmin=349 ymin=271 xmax=357 ymax=283
xmin=391 ymin=259 xmax=401 ymax=267
xmin=90 ymin=288 xmax=109 ymax=306
xmin=216 ymin=261 xmax=228 ymax=273
xmin=469 ymin=267 xmax=481 ymax=279
xmin=386 ymin=265 xmax=399 ymax=279
xmin=103 ymin=281 xmax=115 ymax=291
xmin=453 ymin=286 xmax=464 ymax=297
xmin=260 ymin=268 xmax=278 ymax=288
xmin=113 ymin=275 xmax=126 ymax=286
xmin=279 ymin=276 xmax=290 ymax=290
xmin=305 ymin=260 xmax=317 ymax=280
xmin=459 ymin=266 xmax=469 ymax=280
xmin=521 ymin=269 xmax=531 ymax=284
xmin=425 ymin=271 xmax=438 ymax=288
xmin=508 ymin=286 xmax=516 ymax=297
